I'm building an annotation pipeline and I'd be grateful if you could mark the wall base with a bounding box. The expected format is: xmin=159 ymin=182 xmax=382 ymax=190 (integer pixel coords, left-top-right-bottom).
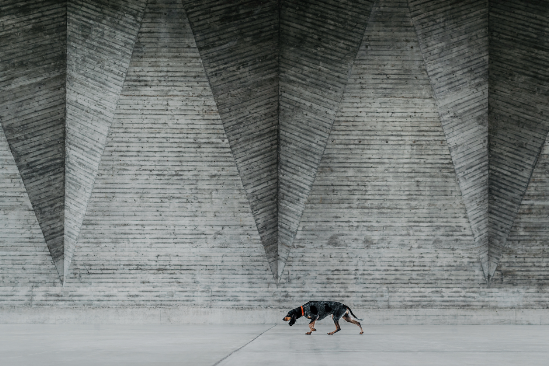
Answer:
xmin=1 ymin=307 xmax=549 ymax=325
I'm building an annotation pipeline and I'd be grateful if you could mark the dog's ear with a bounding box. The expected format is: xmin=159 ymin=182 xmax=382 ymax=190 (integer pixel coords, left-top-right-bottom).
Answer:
xmin=289 ymin=315 xmax=296 ymax=326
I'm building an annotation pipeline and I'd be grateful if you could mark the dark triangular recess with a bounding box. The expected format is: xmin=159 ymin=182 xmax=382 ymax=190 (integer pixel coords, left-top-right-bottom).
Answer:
xmin=0 ymin=0 xmax=67 ymax=281
xmin=488 ymin=0 xmax=549 ymax=278
xmin=0 ymin=122 xmax=61 ymax=285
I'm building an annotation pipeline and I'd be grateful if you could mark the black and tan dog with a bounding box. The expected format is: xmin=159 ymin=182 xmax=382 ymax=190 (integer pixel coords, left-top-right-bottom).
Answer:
xmin=283 ymin=301 xmax=364 ymax=335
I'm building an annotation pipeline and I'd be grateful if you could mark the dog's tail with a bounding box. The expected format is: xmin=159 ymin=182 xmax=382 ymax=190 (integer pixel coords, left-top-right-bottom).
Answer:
xmin=345 ymin=306 xmax=363 ymax=321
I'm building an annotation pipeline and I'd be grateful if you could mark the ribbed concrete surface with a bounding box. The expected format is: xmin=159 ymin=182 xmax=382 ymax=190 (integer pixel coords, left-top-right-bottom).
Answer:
xmin=280 ymin=0 xmax=482 ymax=303
xmin=278 ymin=0 xmax=374 ymax=278
xmin=184 ymin=0 xmax=280 ymax=279
xmin=409 ymin=0 xmax=489 ymax=272
xmin=67 ymin=0 xmax=275 ymax=303
xmin=65 ymin=0 xmax=146 ymax=280
xmin=2 ymin=0 xmax=549 ymax=309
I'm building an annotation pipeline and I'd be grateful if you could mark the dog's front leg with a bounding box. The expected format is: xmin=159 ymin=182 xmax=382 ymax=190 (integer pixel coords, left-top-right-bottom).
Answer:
xmin=306 ymin=317 xmax=318 ymax=335
xmin=328 ymin=319 xmax=341 ymax=335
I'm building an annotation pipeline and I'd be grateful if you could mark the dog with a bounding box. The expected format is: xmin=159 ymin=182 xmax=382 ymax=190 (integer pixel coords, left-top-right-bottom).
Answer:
xmin=283 ymin=301 xmax=364 ymax=335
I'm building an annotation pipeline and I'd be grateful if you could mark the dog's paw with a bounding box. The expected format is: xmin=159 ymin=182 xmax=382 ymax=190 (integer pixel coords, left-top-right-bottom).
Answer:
xmin=305 ymin=332 xmax=312 ymax=335
xmin=360 ymin=331 xmax=364 ymax=335
xmin=312 ymin=328 xmax=316 ymax=332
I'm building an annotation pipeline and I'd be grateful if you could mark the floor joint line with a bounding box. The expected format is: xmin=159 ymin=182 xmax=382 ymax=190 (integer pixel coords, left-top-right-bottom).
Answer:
xmin=212 ymin=324 xmax=276 ymax=366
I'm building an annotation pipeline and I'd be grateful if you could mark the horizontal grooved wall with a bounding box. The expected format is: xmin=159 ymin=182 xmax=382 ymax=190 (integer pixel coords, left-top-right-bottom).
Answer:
xmin=65 ymin=0 xmax=147 ymax=279
xmin=184 ymin=0 xmax=280 ymax=278
xmin=279 ymin=0 xmax=482 ymax=307
xmin=1 ymin=0 xmax=549 ymax=310
xmin=409 ymin=0 xmax=489 ymax=272
xmin=278 ymin=0 xmax=375 ymax=277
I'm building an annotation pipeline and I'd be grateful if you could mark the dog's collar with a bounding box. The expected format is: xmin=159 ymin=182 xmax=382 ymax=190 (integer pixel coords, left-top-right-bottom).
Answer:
xmin=300 ymin=306 xmax=304 ymax=316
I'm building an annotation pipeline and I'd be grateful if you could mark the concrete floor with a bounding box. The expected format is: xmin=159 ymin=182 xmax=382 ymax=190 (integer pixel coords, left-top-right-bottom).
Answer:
xmin=1 ymin=323 xmax=548 ymax=365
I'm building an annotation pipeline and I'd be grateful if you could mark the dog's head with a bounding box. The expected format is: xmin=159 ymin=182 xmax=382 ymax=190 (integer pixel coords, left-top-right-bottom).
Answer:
xmin=282 ymin=308 xmax=302 ymax=326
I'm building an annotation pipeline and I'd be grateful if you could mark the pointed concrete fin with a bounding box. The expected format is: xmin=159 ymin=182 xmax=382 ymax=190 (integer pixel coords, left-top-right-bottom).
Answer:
xmin=0 ymin=0 xmax=66 ymax=282
xmin=277 ymin=258 xmax=285 ymax=281
xmin=70 ymin=0 xmax=275 ymax=287
xmin=277 ymin=0 xmax=376 ymax=279
xmin=0 ymin=121 xmax=61 ymax=284
xmin=55 ymin=259 xmax=64 ymax=284
xmin=64 ymin=0 xmax=147 ymax=280
xmin=184 ymin=0 xmax=279 ymax=280
xmin=488 ymin=0 xmax=549 ymax=278
xmin=409 ymin=0 xmax=489 ymax=278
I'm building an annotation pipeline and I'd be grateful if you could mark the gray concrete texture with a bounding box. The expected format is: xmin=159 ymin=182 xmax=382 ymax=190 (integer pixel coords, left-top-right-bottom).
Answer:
xmin=1 ymin=324 xmax=549 ymax=366
xmin=1 ymin=0 xmax=549 ymax=310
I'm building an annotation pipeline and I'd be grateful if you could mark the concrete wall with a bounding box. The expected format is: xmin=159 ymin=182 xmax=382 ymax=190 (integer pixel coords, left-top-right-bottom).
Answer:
xmin=488 ymin=0 xmax=549 ymax=277
xmin=279 ymin=0 xmax=482 ymax=308
xmin=185 ymin=0 xmax=280 ymax=278
xmin=278 ymin=0 xmax=375 ymax=278
xmin=1 ymin=0 xmax=549 ymax=315
xmin=65 ymin=0 xmax=146 ymax=281
xmin=409 ymin=0 xmax=489 ymax=272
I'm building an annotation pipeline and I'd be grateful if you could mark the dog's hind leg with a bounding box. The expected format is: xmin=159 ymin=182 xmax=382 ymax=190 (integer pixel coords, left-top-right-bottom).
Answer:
xmin=343 ymin=314 xmax=364 ymax=334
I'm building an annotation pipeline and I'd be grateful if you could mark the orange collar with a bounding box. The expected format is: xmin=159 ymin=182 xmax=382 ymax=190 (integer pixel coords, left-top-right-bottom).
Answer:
xmin=301 ymin=306 xmax=304 ymax=316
